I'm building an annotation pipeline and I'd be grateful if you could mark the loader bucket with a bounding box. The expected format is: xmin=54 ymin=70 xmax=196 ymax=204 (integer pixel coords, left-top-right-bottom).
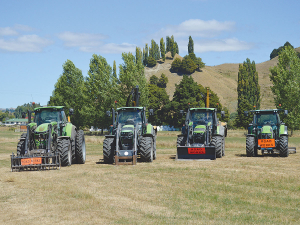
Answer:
xmin=11 ymin=152 xmax=60 ymax=172
xmin=176 ymin=146 xmax=216 ymax=160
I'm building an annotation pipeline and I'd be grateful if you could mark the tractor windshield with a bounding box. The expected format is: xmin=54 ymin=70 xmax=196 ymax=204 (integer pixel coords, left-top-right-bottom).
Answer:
xmin=190 ymin=110 xmax=214 ymax=126
xmin=34 ymin=109 xmax=62 ymax=126
xmin=255 ymin=112 xmax=278 ymax=126
xmin=118 ymin=110 xmax=142 ymax=125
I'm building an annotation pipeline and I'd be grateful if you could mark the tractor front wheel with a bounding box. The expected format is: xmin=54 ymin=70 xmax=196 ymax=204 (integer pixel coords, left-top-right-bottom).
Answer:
xmin=75 ymin=130 xmax=86 ymax=164
xmin=140 ymin=137 xmax=153 ymax=162
xmin=279 ymin=136 xmax=289 ymax=157
xmin=246 ymin=136 xmax=255 ymax=157
xmin=17 ymin=133 xmax=27 ymax=156
xmin=177 ymin=136 xmax=186 ymax=147
xmin=58 ymin=138 xmax=72 ymax=166
xmin=103 ymin=138 xmax=115 ymax=164
xmin=212 ymin=136 xmax=222 ymax=158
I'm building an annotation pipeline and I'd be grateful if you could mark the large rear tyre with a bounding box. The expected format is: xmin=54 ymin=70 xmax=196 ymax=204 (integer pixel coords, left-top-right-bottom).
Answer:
xmin=75 ymin=130 xmax=86 ymax=164
xmin=246 ymin=136 xmax=255 ymax=157
xmin=222 ymin=136 xmax=225 ymax=156
xmin=103 ymin=138 xmax=115 ymax=164
xmin=58 ymin=139 xmax=72 ymax=166
xmin=212 ymin=136 xmax=222 ymax=158
xmin=177 ymin=136 xmax=186 ymax=147
xmin=140 ymin=136 xmax=153 ymax=162
xmin=279 ymin=136 xmax=289 ymax=157
xmin=153 ymin=136 xmax=157 ymax=160
xmin=17 ymin=133 xmax=27 ymax=156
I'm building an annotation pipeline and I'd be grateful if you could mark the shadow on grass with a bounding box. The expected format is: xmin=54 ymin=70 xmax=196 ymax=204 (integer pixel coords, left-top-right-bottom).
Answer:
xmin=169 ymin=154 xmax=176 ymax=160
xmin=235 ymin=153 xmax=281 ymax=158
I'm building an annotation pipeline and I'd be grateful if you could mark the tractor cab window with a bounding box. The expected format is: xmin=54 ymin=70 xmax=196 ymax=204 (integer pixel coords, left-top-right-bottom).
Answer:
xmin=190 ymin=111 xmax=214 ymax=126
xmin=34 ymin=109 xmax=62 ymax=126
xmin=118 ymin=110 xmax=142 ymax=124
xmin=61 ymin=110 xmax=67 ymax=123
xmin=255 ymin=112 xmax=278 ymax=126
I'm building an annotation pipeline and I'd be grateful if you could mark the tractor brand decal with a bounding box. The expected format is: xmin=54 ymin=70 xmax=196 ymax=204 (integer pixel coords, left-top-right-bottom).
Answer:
xmin=188 ymin=147 xmax=206 ymax=154
xmin=21 ymin=157 xmax=42 ymax=165
xmin=258 ymin=139 xmax=275 ymax=148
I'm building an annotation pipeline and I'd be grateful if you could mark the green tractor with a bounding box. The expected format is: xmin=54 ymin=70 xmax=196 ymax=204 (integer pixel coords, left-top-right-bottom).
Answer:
xmin=245 ymin=109 xmax=289 ymax=157
xmin=177 ymin=107 xmax=227 ymax=160
xmin=11 ymin=106 xmax=86 ymax=171
xmin=103 ymin=86 xmax=156 ymax=165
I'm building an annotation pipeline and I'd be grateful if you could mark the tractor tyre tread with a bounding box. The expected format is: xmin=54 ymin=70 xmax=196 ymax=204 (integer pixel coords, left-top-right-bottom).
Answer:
xmin=279 ymin=136 xmax=289 ymax=157
xmin=246 ymin=136 xmax=255 ymax=157
xmin=58 ymin=139 xmax=72 ymax=166
xmin=212 ymin=136 xmax=222 ymax=158
xmin=103 ymin=138 xmax=115 ymax=164
xmin=140 ymin=136 xmax=153 ymax=162
xmin=75 ymin=130 xmax=86 ymax=164
xmin=17 ymin=133 xmax=27 ymax=156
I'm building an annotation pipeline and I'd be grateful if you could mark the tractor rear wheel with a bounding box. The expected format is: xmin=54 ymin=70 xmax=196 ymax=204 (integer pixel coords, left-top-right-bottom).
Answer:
xmin=246 ymin=136 xmax=255 ymax=157
xmin=279 ymin=136 xmax=289 ymax=157
xmin=140 ymin=136 xmax=153 ymax=162
xmin=212 ymin=136 xmax=222 ymax=158
xmin=17 ymin=133 xmax=27 ymax=156
xmin=177 ymin=136 xmax=186 ymax=146
xmin=222 ymin=136 xmax=225 ymax=156
xmin=153 ymin=136 xmax=156 ymax=160
xmin=103 ymin=138 xmax=115 ymax=164
xmin=75 ymin=130 xmax=86 ymax=164
xmin=58 ymin=138 xmax=72 ymax=166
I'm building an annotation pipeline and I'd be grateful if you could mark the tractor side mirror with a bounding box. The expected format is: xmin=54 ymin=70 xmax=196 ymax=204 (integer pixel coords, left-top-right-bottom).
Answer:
xmin=21 ymin=112 xmax=26 ymax=119
xmin=149 ymin=109 xmax=154 ymax=116
xmin=28 ymin=110 xmax=32 ymax=123
xmin=244 ymin=111 xmax=248 ymax=117
xmin=180 ymin=110 xmax=184 ymax=115
xmin=106 ymin=111 xmax=111 ymax=117
xmin=69 ymin=108 xmax=74 ymax=115
xmin=284 ymin=110 xmax=288 ymax=116
xmin=221 ymin=111 xmax=225 ymax=118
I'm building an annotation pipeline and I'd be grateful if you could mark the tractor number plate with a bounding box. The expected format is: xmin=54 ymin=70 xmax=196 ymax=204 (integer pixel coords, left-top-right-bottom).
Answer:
xmin=258 ymin=139 xmax=275 ymax=148
xmin=21 ymin=157 xmax=42 ymax=166
xmin=188 ymin=148 xmax=206 ymax=154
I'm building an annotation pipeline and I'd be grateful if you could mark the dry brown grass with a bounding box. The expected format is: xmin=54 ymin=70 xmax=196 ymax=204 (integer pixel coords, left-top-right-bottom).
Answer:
xmin=1 ymin=130 xmax=300 ymax=224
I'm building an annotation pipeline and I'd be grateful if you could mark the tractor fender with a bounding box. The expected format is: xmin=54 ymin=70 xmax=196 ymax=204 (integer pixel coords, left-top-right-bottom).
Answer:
xmin=279 ymin=125 xmax=288 ymax=135
xmin=64 ymin=123 xmax=73 ymax=138
xmin=144 ymin=124 xmax=154 ymax=136
xmin=246 ymin=134 xmax=255 ymax=137
xmin=105 ymin=135 xmax=116 ymax=139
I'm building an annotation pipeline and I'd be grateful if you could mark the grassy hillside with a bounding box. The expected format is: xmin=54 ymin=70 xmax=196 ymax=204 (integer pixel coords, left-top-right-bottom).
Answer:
xmin=145 ymin=52 xmax=283 ymax=113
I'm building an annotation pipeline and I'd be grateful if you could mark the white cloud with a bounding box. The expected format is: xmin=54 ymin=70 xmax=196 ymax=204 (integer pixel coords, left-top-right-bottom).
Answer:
xmin=193 ymin=38 xmax=253 ymax=53
xmin=158 ymin=19 xmax=235 ymax=38
xmin=58 ymin=31 xmax=136 ymax=54
xmin=0 ymin=35 xmax=53 ymax=52
xmin=58 ymin=31 xmax=108 ymax=47
xmin=0 ymin=27 xmax=19 ymax=36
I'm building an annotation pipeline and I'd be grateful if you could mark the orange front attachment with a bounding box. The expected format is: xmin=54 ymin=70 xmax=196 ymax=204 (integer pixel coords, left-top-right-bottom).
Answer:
xmin=21 ymin=157 xmax=42 ymax=166
xmin=188 ymin=147 xmax=206 ymax=154
xmin=258 ymin=139 xmax=275 ymax=148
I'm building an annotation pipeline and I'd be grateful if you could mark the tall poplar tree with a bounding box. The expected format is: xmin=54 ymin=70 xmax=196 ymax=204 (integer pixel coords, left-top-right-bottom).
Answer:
xmin=270 ymin=46 xmax=300 ymax=134
xmin=235 ymin=58 xmax=260 ymax=128
xmin=188 ymin=36 xmax=194 ymax=54
xmin=113 ymin=60 xmax=117 ymax=79
xmin=85 ymin=54 xmax=119 ymax=132
xmin=119 ymin=52 xmax=148 ymax=107
xmin=160 ymin=37 xmax=166 ymax=61
xmin=49 ymin=59 xmax=85 ymax=128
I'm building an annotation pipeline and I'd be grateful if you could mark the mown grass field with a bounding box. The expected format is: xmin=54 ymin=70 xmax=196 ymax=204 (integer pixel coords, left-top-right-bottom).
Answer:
xmin=0 ymin=127 xmax=300 ymax=224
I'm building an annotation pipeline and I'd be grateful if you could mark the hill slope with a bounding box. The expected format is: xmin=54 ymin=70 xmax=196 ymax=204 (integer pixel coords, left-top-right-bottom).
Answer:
xmin=145 ymin=52 xmax=281 ymax=113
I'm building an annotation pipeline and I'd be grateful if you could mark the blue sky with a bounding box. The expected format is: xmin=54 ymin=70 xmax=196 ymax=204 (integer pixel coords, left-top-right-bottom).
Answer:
xmin=0 ymin=0 xmax=299 ymax=109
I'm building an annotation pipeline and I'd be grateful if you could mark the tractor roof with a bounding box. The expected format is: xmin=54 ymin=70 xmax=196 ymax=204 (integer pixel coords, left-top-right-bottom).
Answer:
xmin=190 ymin=108 xmax=216 ymax=111
xmin=251 ymin=109 xmax=280 ymax=113
xmin=117 ymin=107 xmax=144 ymax=111
xmin=34 ymin=106 xmax=64 ymax=111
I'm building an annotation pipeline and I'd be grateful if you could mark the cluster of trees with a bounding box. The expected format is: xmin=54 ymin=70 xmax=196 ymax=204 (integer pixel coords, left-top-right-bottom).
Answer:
xmin=148 ymin=74 xmax=228 ymax=127
xmin=171 ymin=36 xmax=205 ymax=74
xmin=142 ymin=35 xmax=179 ymax=67
xmin=0 ymin=110 xmax=14 ymax=122
xmin=235 ymin=58 xmax=260 ymax=128
xmin=14 ymin=102 xmax=41 ymax=118
xmin=270 ymin=41 xmax=299 ymax=60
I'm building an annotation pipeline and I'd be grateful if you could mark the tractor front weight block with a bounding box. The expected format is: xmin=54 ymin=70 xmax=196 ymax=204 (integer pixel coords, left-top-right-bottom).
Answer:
xmin=176 ymin=146 xmax=216 ymax=160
